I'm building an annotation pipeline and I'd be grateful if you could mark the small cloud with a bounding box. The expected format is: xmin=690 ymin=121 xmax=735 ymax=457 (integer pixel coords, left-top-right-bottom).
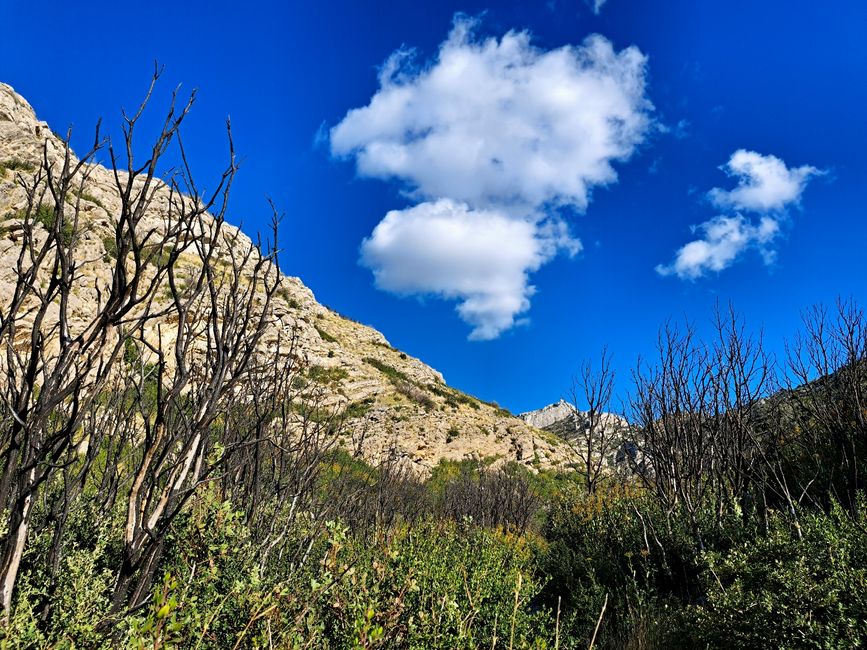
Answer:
xmin=658 ymin=150 xmax=820 ymax=280
xmin=312 ymin=120 xmax=330 ymax=149
xmin=656 ymin=215 xmax=780 ymax=280
xmin=708 ymin=149 xmax=822 ymax=213
xmin=587 ymin=0 xmax=609 ymax=14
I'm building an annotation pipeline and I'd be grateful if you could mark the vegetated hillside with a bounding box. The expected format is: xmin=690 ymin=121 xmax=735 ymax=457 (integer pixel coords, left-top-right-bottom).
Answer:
xmin=0 ymin=81 xmax=566 ymax=474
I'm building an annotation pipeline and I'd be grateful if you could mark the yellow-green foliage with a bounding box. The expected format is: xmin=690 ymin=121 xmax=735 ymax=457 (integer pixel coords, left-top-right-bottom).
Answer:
xmin=33 ymin=203 xmax=74 ymax=246
xmin=0 ymin=158 xmax=36 ymax=176
xmin=314 ymin=324 xmax=338 ymax=343
xmin=307 ymin=364 xmax=349 ymax=386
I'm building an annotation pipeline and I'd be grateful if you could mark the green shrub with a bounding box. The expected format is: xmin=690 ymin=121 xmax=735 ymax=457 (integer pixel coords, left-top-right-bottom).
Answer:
xmin=344 ymin=397 xmax=375 ymax=419
xmin=102 ymin=235 xmax=118 ymax=261
xmin=428 ymin=384 xmax=481 ymax=410
xmin=689 ymin=503 xmax=867 ymax=649
xmin=364 ymin=357 xmax=410 ymax=384
xmin=541 ymin=486 xmax=701 ymax=647
xmin=0 ymin=158 xmax=36 ymax=176
xmin=33 ymin=203 xmax=74 ymax=246
xmin=307 ymin=364 xmax=348 ymax=386
xmin=314 ymin=324 xmax=338 ymax=343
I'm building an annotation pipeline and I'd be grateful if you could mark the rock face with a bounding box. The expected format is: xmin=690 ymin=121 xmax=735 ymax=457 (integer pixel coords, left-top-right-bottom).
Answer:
xmin=520 ymin=399 xmax=581 ymax=432
xmin=520 ymin=399 xmax=639 ymax=471
xmin=0 ymin=82 xmax=569 ymax=474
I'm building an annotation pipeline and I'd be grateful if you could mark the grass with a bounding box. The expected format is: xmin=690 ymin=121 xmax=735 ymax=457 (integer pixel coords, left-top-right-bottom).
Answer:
xmin=314 ymin=325 xmax=338 ymax=343
xmin=0 ymin=159 xmax=36 ymax=176
xmin=307 ymin=364 xmax=349 ymax=386
xmin=364 ymin=357 xmax=411 ymax=385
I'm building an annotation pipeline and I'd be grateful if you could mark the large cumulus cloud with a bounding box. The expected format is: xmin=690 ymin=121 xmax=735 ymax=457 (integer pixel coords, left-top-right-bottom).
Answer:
xmin=332 ymin=15 xmax=652 ymax=339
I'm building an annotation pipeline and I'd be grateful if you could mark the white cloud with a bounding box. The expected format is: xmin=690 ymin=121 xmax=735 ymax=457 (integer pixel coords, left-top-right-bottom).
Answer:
xmin=658 ymin=150 xmax=820 ymax=280
xmin=656 ymin=215 xmax=779 ymax=280
xmin=361 ymin=200 xmax=580 ymax=340
xmin=332 ymin=16 xmax=652 ymax=338
xmin=708 ymin=149 xmax=820 ymax=213
xmin=589 ymin=0 xmax=609 ymax=14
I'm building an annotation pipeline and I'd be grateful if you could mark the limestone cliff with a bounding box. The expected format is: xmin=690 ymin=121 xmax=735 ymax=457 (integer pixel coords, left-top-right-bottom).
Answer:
xmin=0 ymin=82 xmax=569 ymax=474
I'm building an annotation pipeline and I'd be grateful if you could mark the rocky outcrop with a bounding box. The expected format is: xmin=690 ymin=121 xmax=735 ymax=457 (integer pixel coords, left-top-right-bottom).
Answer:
xmin=520 ymin=399 xmax=580 ymax=431
xmin=520 ymin=399 xmax=640 ymax=471
xmin=0 ymin=82 xmax=569 ymax=475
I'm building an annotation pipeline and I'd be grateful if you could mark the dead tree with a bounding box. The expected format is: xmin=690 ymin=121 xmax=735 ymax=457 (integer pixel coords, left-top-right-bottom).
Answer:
xmin=707 ymin=304 xmax=772 ymax=524
xmin=783 ymin=299 xmax=866 ymax=514
xmin=568 ymin=346 xmax=620 ymax=494
xmin=0 ymin=67 xmax=210 ymax=620
xmin=0 ymin=65 xmax=336 ymax=625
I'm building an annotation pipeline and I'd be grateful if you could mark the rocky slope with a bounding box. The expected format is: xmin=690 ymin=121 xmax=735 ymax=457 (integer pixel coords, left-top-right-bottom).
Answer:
xmin=0 ymin=82 xmax=569 ymax=474
xmin=520 ymin=399 xmax=627 ymax=437
xmin=520 ymin=399 xmax=637 ymax=469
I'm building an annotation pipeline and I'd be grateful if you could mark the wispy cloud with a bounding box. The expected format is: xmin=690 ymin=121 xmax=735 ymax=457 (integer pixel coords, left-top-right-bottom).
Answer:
xmin=589 ymin=0 xmax=609 ymax=15
xmin=657 ymin=150 xmax=821 ymax=280
xmin=708 ymin=149 xmax=820 ymax=213
xmin=332 ymin=15 xmax=652 ymax=339
xmin=656 ymin=215 xmax=779 ymax=280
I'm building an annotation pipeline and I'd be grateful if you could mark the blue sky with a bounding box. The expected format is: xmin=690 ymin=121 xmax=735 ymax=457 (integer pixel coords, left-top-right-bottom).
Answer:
xmin=2 ymin=0 xmax=864 ymax=412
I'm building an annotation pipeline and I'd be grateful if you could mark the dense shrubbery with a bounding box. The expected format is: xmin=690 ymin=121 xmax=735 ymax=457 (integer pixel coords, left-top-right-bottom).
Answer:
xmin=5 ymin=474 xmax=555 ymax=648
xmin=6 ymin=449 xmax=867 ymax=648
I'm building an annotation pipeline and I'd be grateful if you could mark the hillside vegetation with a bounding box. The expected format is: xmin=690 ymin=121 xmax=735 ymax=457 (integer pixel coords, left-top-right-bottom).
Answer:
xmin=0 ymin=77 xmax=865 ymax=648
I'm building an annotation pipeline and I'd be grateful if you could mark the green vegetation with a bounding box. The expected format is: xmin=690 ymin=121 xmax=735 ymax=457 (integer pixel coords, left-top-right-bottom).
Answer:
xmin=429 ymin=383 xmax=482 ymax=410
xmin=102 ymin=235 xmax=118 ymax=261
xmin=344 ymin=397 xmax=375 ymax=419
xmin=307 ymin=364 xmax=349 ymax=386
xmin=276 ymin=284 xmax=299 ymax=308
xmin=76 ymin=190 xmax=106 ymax=210
xmin=122 ymin=337 xmax=141 ymax=365
xmin=314 ymin=324 xmax=338 ymax=343
xmin=481 ymin=399 xmax=513 ymax=418
xmin=32 ymin=203 xmax=74 ymax=246
xmin=363 ymin=356 xmax=410 ymax=384
xmin=144 ymin=244 xmax=174 ymax=270
xmin=0 ymin=158 xmax=36 ymax=176
xmin=395 ymin=380 xmax=436 ymax=409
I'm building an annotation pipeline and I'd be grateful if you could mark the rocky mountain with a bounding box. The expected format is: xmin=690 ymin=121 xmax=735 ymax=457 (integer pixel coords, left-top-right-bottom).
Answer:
xmin=520 ymin=399 xmax=627 ymax=437
xmin=0 ymin=82 xmax=569 ymax=474
xmin=520 ymin=399 xmax=581 ymax=433
xmin=520 ymin=399 xmax=639 ymax=470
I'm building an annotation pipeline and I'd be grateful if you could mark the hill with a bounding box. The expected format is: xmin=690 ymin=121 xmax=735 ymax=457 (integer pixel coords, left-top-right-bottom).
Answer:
xmin=0 ymin=81 xmax=567 ymax=474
